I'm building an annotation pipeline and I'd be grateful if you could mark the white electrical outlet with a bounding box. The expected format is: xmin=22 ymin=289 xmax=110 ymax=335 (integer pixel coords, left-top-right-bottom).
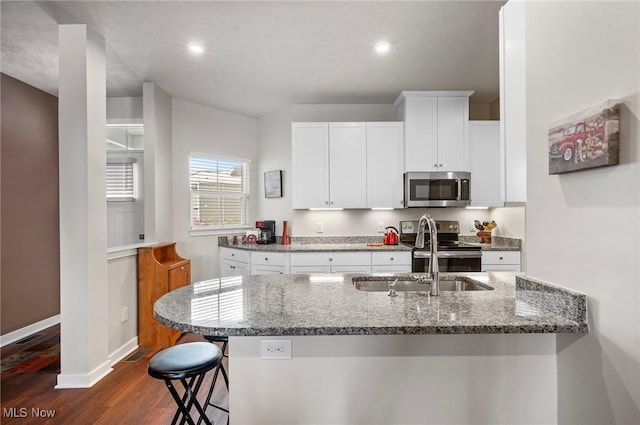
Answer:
xmin=260 ymin=339 xmax=292 ymax=359
xmin=469 ymin=221 xmax=476 ymax=232
xmin=121 ymin=307 xmax=129 ymax=323
xmin=316 ymin=222 xmax=324 ymax=233
xmin=377 ymin=221 xmax=385 ymax=233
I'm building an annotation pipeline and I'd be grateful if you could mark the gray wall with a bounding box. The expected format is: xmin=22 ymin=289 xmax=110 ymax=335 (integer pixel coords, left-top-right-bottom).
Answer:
xmin=1 ymin=73 xmax=60 ymax=334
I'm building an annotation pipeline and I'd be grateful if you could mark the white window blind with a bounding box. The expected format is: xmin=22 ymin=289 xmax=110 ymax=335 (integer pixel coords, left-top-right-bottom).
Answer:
xmin=190 ymin=155 xmax=250 ymax=228
xmin=106 ymin=160 xmax=135 ymax=201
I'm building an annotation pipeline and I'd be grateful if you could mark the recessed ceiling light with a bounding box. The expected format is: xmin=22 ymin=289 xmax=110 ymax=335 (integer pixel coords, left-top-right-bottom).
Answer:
xmin=374 ymin=41 xmax=391 ymax=55
xmin=188 ymin=42 xmax=205 ymax=55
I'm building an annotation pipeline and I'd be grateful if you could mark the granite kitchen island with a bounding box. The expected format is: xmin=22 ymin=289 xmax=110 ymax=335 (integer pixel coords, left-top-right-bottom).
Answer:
xmin=154 ymin=272 xmax=587 ymax=424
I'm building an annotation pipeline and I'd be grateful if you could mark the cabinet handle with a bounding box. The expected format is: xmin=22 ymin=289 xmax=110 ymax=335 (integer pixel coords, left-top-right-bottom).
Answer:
xmin=325 ymin=201 xmax=329 ymax=205
xmin=433 ymin=163 xmax=438 ymax=168
xmin=329 ymin=258 xmax=333 ymax=262
xmin=499 ymin=257 xmax=504 ymax=260
xmin=231 ymin=253 xmax=235 ymax=257
xmin=230 ymin=265 xmax=236 ymax=269
xmin=439 ymin=163 xmax=443 ymax=167
xmin=330 ymin=201 xmax=334 ymax=205
xmin=390 ymin=257 xmax=394 ymax=261
xmin=265 ymin=257 xmax=269 ymax=261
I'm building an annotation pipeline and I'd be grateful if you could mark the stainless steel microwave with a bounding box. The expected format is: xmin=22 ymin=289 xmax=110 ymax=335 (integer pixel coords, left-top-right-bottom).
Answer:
xmin=404 ymin=171 xmax=471 ymax=207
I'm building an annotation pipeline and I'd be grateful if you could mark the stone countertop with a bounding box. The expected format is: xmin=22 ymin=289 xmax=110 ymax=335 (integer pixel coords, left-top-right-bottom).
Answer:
xmin=219 ymin=236 xmax=520 ymax=253
xmin=220 ymin=242 xmax=413 ymax=253
xmin=154 ymin=272 xmax=587 ymax=337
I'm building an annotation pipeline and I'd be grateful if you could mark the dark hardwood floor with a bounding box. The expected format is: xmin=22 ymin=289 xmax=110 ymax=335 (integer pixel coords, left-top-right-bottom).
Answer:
xmin=1 ymin=330 xmax=229 ymax=425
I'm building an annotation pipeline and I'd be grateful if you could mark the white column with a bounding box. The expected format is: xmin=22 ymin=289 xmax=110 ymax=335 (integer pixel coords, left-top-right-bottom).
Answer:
xmin=143 ymin=82 xmax=173 ymax=243
xmin=57 ymin=24 xmax=111 ymax=388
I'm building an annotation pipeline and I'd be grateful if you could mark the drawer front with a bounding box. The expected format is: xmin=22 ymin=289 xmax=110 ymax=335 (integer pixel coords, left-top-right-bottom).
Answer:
xmin=330 ymin=252 xmax=371 ymax=266
xmin=251 ymin=252 xmax=286 ymax=267
xmin=169 ymin=263 xmax=190 ymax=290
xmin=371 ymin=265 xmax=412 ymax=274
xmin=481 ymin=264 xmax=521 ymax=272
xmin=371 ymin=251 xmax=412 ymax=266
xmin=482 ymin=251 xmax=520 ymax=265
xmin=290 ymin=265 xmax=332 ymax=274
xmin=220 ymin=247 xmax=250 ymax=263
xmin=290 ymin=253 xmax=330 ymax=267
xmin=331 ymin=265 xmax=372 ymax=274
xmin=291 ymin=252 xmax=371 ymax=267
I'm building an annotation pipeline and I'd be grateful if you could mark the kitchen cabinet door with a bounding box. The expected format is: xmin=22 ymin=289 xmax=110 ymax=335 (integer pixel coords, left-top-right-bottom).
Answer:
xmin=401 ymin=96 xmax=438 ymax=172
xmin=371 ymin=251 xmax=411 ymax=273
xmin=290 ymin=252 xmax=371 ymax=273
xmin=395 ymin=91 xmax=472 ymax=173
xmin=292 ymin=123 xmax=330 ymax=208
xmin=469 ymin=121 xmax=503 ymax=207
xmin=499 ymin=1 xmax=527 ymax=202
xmin=366 ymin=122 xmax=404 ymax=209
xmin=250 ymin=252 xmax=287 ymax=275
xmin=437 ymin=97 xmax=469 ymax=171
xmin=329 ymin=123 xmax=367 ymax=208
xmin=481 ymin=251 xmax=521 ymax=272
xmin=221 ymin=260 xmax=249 ymax=277
xmin=220 ymin=247 xmax=250 ymax=277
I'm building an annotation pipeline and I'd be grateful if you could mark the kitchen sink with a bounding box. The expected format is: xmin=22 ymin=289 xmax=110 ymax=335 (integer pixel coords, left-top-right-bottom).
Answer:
xmin=352 ymin=277 xmax=493 ymax=292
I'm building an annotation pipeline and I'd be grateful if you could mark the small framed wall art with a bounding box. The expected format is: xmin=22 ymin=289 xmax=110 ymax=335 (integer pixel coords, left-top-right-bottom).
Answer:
xmin=548 ymin=100 xmax=621 ymax=174
xmin=264 ymin=170 xmax=283 ymax=198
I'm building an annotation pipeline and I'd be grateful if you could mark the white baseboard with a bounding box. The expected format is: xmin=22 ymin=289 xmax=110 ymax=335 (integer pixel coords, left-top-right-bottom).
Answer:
xmin=109 ymin=337 xmax=139 ymax=366
xmin=55 ymin=360 xmax=113 ymax=389
xmin=0 ymin=315 xmax=60 ymax=347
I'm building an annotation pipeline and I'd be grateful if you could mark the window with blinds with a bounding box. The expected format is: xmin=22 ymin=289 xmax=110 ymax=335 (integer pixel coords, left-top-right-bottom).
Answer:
xmin=106 ymin=160 xmax=135 ymax=201
xmin=189 ymin=155 xmax=250 ymax=228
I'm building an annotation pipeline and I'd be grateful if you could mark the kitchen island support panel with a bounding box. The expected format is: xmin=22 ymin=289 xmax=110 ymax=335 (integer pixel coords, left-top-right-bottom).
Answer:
xmin=229 ymin=334 xmax=557 ymax=425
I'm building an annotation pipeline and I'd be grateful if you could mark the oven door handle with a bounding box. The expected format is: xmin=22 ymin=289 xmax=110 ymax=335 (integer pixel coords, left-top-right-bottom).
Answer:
xmin=413 ymin=251 xmax=482 ymax=259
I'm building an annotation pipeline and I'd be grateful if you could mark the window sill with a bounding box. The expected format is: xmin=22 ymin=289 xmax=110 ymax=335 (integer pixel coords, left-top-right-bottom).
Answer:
xmin=189 ymin=226 xmax=251 ymax=237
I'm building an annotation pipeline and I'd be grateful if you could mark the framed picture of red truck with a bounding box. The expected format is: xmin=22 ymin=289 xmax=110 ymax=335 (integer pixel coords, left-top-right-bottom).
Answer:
xmin=548 ymin=100 xmax=621 ymax=174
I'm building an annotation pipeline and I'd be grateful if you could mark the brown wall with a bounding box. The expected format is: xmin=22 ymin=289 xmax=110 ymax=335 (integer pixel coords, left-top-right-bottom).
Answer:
xmin=1 ymin=73 xmax=60 ymax=334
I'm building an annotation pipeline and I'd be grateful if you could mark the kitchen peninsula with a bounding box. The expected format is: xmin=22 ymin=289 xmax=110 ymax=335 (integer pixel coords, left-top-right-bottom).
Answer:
xmin=155 ymin=272 xmax=587 ymax=424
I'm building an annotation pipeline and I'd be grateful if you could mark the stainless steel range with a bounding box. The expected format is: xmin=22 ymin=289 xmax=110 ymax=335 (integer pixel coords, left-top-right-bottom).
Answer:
xmin=399 ymin=220 xmax=482 ymax=273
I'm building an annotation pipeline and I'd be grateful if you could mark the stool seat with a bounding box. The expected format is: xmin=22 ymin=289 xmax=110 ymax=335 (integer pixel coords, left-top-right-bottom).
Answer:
xmin=148 ymin=342 xmax=223 ymax=425
xmin=149 ymin=342 xmax=223 ymax=380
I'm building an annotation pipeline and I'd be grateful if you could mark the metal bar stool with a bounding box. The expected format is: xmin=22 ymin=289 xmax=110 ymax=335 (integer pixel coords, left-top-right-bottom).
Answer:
xmin=200 ymin=336 xmax=229 ymax=424
xmin=148 ymin=342 xmax=223 ymax=425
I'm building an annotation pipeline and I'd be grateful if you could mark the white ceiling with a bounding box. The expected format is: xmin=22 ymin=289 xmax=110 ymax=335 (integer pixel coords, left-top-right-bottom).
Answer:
xmin=1 ymin=1 xmax=506 ymax=118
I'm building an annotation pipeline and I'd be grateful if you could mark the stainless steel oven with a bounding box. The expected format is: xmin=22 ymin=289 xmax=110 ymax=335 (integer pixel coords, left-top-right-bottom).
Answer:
xmin=399 ymin=220 xmax=482 ymax=273
xmin=412 ymin=250 xmax=482 ymax=273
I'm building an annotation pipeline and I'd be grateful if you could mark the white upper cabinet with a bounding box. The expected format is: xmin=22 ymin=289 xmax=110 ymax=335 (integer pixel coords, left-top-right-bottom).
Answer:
xmin=499 ymin=1 xmax=527 ymax=202
xmin=291 ymin=122 xmax=366 ymax=209
xmin=291 ymin=123 xmax=330 ymax=209
xmin=394 ymin=91 xmax=473 ymax=172
xmin=329 ymin=123 xmax=367 ymax=208
xmin=398 ymin=96 xmax=438 ymax=172
xmin=366 ymin=122 xmax=404 ymax=209
xmin=469 ymin=121 xmax=503 ymax=207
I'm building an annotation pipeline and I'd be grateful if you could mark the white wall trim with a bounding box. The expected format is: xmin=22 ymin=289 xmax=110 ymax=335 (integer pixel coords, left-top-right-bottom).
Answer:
xmin=55 ymin=361 xmax=113 ymax=389
xmin=0 ymin=314 xmax=61 ymax=347
xmin=109 ymin=337 xmax=139 ymax=366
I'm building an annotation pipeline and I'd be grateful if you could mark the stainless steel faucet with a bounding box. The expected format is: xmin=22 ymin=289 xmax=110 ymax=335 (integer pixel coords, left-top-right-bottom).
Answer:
xmin=415 ymin=214 xmax=440 ymax=296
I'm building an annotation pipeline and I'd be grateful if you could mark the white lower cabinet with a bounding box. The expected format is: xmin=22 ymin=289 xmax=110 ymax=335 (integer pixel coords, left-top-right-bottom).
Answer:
xmin=481 ymin=251 xmax=521 ymax=272
xmin=220 ymin=247 xmax=250 ymax=277
xmin=221 ymin=248 xmax=413 ymax=276
xmin=371 ymin=251 xmax=412 ymax=273
xmin=290 ymin=252 xmax=371 ymax=274
xmin=250 ymin=252 xmax=287 ymax=275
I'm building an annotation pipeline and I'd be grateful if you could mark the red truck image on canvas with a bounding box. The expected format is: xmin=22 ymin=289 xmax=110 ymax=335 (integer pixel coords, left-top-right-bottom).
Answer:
xmin=549 ymin=119 xmax=604 ymax=162
xmin=548 ymin=101 xmax=620 ymax=174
